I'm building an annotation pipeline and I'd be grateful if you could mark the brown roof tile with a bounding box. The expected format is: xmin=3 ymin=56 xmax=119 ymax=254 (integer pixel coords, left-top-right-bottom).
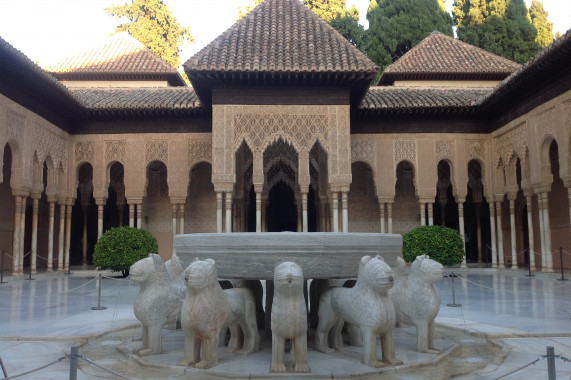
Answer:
xmin=44 ymin=32 xmax=185 ymax=85
xmin=71 ymin=87 xmax=203 ymax=115
xmin=184 ymin=0 xmax=378 ymax=105
xmin=378 ymin=32 xmax=521 ymax=85
xmin=360 ymin=86 xmax=491 ymax=115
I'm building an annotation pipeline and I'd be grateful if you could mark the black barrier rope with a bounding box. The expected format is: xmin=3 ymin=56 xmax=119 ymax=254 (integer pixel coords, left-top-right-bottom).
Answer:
xmin=494 ymin=356 xmax=542 ymax=379
xmin=82 ymin=356 xmax=132 ymax=380
xmin=3 ymin=355 xmax=67 ymax=379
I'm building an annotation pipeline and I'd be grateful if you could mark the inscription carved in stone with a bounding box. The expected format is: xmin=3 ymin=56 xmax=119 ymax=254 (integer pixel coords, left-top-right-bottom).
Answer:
xmin=106 ymin=140 xmax=126 ymax=163
xmin=394 ymin=140 xmax=416 ymax=164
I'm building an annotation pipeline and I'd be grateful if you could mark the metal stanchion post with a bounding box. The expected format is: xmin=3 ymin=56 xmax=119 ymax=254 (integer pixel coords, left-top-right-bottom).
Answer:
xmin=70 ymin=345 xmax=79 ymax=380
xmin=25 ymin=252 xmax=35 ymax=281
xmin=546 ymin=346 xmax=556 ymax=380
xmin=446 ymin=271 xmax=461 ymax=307
xmin=91 ymin=274 xmax=107 ymax=310
xmin=558 ymin=247 xmax=567 ymax=281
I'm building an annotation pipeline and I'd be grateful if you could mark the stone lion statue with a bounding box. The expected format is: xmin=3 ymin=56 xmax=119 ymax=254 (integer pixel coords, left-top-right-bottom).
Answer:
xmin=389 ymin=255 xmax=443 ymax=353
xmin=315 ymin=255 xmax=402 ymax=368
xmin=178 ymin=258 xmax=259 ymax=369
xmin=130 ymin=254 xmax=182 ymax=356
xmin=271 ymin=262 xmax=310 ymax=373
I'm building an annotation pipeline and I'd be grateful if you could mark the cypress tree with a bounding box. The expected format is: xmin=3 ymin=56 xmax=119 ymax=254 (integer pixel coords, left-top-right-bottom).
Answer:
xmin=529 ymin=0 xmax=553 ymax=48
xmin=367 ymin=0 xmax=454 ymax=70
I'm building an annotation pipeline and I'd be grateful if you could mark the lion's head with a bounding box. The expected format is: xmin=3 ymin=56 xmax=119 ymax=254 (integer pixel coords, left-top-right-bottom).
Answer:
xmin=184 ymin=258 xmax=218 ymax=290
xmin=274 ymin=261 xmax=304 ymax=291
xmin=411 ymin=255 xmax=443 ymax=283
xmin=357 ymin=255 xmax=394 ymax=293
xmin=129 ymin=254 xmax=164 ymax=284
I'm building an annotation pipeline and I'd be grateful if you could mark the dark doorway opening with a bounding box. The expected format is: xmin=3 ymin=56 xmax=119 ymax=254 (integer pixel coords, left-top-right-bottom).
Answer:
xmin=267 ymin=182 xmax=297 ymax=232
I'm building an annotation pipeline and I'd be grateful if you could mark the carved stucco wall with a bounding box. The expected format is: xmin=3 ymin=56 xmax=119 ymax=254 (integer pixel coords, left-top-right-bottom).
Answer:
xmin=0 ymin=94 xmax=70 ymax=197
xmin=212 ymin=105 xmax=352 ymax=192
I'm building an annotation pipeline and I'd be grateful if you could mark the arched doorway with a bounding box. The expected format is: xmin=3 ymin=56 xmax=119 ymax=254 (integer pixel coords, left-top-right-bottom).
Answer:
xmin=465 ymin=160 xmax=491 ymax=264
xmin=349 ymin=161 xmax=379 ymax=232
xmin=104 ymin=162 xmax=127 ymax=230
xmin=186 ymin=162 xmax=216 ymax=233
xmin=393 ymin=161 xmax=419 ymax=234
xmin=433 ymin=160 xmax=458 ymax=229
xmin=267 ymin=181 xmax=297 ymax=232
xmin=70 ymin=163 xmax=96 ymax=265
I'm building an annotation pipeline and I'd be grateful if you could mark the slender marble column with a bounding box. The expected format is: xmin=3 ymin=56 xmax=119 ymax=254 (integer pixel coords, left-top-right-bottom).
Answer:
xmin=47 ymin=201 xmax=55 ymax=271
xmin=18 ymin=198 xmax=26 ymax=273
xmin=332 ymin=193 xmax=339 ymax=233
xmin=302 ymin=192 xmax=308 ymax=232
xmin=178 ymin=203 xmax=185 ymax=234
xmin=341 ymin=191 xmax=348 ymax=233
xmin=97 ymin=202 xmax=104 ymax=240
xmin=458 ymin=201 xmax=467 ymax=268
xmin=57 ymin=203 xmax=65 ymax=271
xmin=380 ymin=203 xmax=386 ymax=233
xmin=508 ymin=197 xmax=518 ymax=270
xmin=225 ymin=192 xmax=232 ymax=233
xmin=489 ymin=202 xmax=498 ymax=268
xmin=387 ymin=202 xmax=393 ymax=233
xmin=496 ymin=200 xmax=505 ymax=269
xmin=31 ymin=196 xmax=39 ymax=274
xmin=11 ymin=196 xmax=22 ymax=275
xmin=428 ymin=203 xmax=434 ymax=226
xmin=128 ymin=203 xmax=135 ymax=227
xmin=171 ymin=203 xmax=178 ymax=246
xmin=255 ymin=190 xmax=262 ymax=233
xmin=64 ymin=202 xmax=72 ymax=271
xmin=541 ymin=192 xmax=553 ymax=272
xmin=216 ymin=192 xmax=223 ymax=233
xmin=525 ymin=194 xmax=536 ymax=270
xmin=136 ymin=203 xmax=142 ymax=229
xmin=420 ymin=202 xmax=426 ymax=226
xmin=537 ymin=195 xmax=546 ymax=270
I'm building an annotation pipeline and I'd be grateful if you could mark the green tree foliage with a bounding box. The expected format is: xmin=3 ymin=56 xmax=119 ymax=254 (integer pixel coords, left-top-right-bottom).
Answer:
xmin=106 ymin=0 xmax=194 ymax=68
xmin=329 ymin=14 xmax=367 ymax=51
xmin=402 ymin=225 xmax=465 ymax=266
xmin=303 ymin=0 xmax=360 ymax=23
xmin=454 ymin=0 xmax=542 ymax=63
xmin=238 ymin=0 xmax=265 ymax=21
xmin=93 ymin=226 xmax=158 ymax=277
xmin=366 ymin=0 xmax=454 ymax=70
xmin=529 ymin=0 xmax=553 ymax=48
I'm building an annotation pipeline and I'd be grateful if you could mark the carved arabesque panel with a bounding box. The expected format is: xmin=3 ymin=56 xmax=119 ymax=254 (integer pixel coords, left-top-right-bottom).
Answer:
xmin=495 ymin=123 xmax=527 ymax=165
xmin=188 ymin=140 xmax=212 ymax=166
xmin=74 ymin=141 xmax=94 ymax=164
xmin=33 ymin=122 xmax=66 ymax=166
xmin=466 ymin=139 xmax=486 ymax=162
xmin=146 ymin=140 xmax=168 ymax=163
xmin=351 ymin=140 xmax=375 ymax=167
xmin=394 ymin=140 xmax=416 ymax=165
xmin=435 ymin=140 xmax=455 ymax=162
xmin=106 ymin=140 xmax=125 ymax=163
xmin=5 ymin=109 xmax=25 ymax=142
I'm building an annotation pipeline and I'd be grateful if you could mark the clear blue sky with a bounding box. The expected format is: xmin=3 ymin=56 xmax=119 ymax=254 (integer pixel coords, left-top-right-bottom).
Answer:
xmin=0 ymin=0 xmax=569 ymax=68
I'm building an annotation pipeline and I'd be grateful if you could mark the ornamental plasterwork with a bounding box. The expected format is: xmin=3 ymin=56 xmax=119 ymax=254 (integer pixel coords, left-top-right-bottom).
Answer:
xmin=233 ymin=113 xmax=329 ymax=153
xmin=435 ymin=140 xmax=455 ymax=162
xmin=394 ymin=140 xmax=416 ymax=165
xmin=494 ymin=123 xmax=527 ymax=165
xmin=105 ymin=140 xmax=125 ymax=163
xmin=74 ymin=141 xmax=94 ymax=164
xmin=5 ymin=109 xmax=25 ymax=142
xmin=466 ymin=139 xmax=486 ymax=162
xmin=32 ymin=122 xmax=66 ymax=166
xmin=534 ymin=107 xmax=557 ymax=144
xmin=188 ymin=140 xmax=212 ymax=165
xmin=145 ymin=140 xmax=168 ymax=163
xmin=351 ymin=140 xmax=375 ymax=167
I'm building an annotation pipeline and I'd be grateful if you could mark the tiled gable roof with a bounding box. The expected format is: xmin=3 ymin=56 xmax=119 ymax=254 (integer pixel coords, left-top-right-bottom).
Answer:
xmin=44 ymin=32 xmax=185 ymax=86
xmin=183 ymin=0 xmax=378 ymax=105
xmin=71 ymin=88 xmax=204 ymax=116
xmin=359 ymin=87 xmax=490 ymax=115
xmin=378 ymin=32 xmax=521 ymax=85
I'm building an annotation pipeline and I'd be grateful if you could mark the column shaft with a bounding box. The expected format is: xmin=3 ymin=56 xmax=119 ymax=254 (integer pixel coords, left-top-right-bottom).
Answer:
xmin=58 ymin=203 xmax=65 ymax=271
xmin=255 ymin=191 xmax=262 ymax=233
xmin=216 ymin=192 xmax=223 ymax=233
xmin=136 ymin=203 xmax=142 ymax=229
xmin=225 ymin=192 xmax=232 ymax=233
xmin=178 ymin=204 xmax=185 ymax=234
xmin=428 ymin=203 xmax=434 ymax=226
xmin=541 ymin=193 xmax=553 ymax=272
xmin=31 ymin=197 xmax=39 ymax=274
xmin=97 ymin=203 xmax=104 ymax=240
xmin=129 ymin=203 xmax=135 ymax=227
xmin=64 ymin=203 xmax=72 ymax=271
xmin=458 ymin=201 xmax=467 ymax=268
xmin=341 ymin=192 xmax=348 ymax=233
xmin=496 ymin=201 xmax=505 ymax=268
xmin=387 ymin=203 xmax=393 ymax=234
xmin=509 ymin=198 xmax=518 ymax=269
xmin=11 ymin=196 xmax=21 ymax=274
xmin=526 ymin=195 xmax=535 ymax=270
xmin=489 ymin=202 xmax=498 ymax=268
xmin=332 ymin=193 xmax=339 ymax=233
xmin=19 ymin=198 xmax=26 ymax=273
xmin=47 ymin=202 xmax=55 ymax=271
xmin=172 ymin=203 xmax=178 ymax=246
xmin=420 ymin=202 xmax=426 ymax=226
xmin=380 ymin=203 xmax=385 ymax=233
xmin=302 ymin=192 xmax=308 ymax=232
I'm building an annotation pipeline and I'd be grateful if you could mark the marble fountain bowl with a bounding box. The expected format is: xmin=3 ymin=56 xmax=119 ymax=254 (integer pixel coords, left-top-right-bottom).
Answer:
xmin=173 ymin=232 xmax=403 ymax=279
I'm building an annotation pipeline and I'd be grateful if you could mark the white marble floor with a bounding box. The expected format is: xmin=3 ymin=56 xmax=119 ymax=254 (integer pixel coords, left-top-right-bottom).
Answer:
xmin=0 ymin=267 xmax=570 ymax=379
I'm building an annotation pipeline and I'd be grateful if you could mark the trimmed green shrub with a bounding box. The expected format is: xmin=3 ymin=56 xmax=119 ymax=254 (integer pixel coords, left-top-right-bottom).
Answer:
xmin=402 ymin=225 xmax=464 ymax=266
xmin=93 ymin=226 xmax=158 ymax=277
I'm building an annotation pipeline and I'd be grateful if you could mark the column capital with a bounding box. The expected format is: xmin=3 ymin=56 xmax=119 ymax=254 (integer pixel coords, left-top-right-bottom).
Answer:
xmin=169 ymin=197 xmax=187 ymax=205
xmin=330 ymin=184 xmax=350 ymax=193
xmin=506 ymin=191 xmax=518 ymax=201
xmin=213 ymin=183 xmax=234 ymax=193
xmin=532 ymin=182 xmax=551 ymax=194
xmin=523 ymin=188 xmax=535 ymax=199
xmin=94 ymin=198 xmax=107 ymax=206
xmin=47 ymin=195 xmax=58 ymax=204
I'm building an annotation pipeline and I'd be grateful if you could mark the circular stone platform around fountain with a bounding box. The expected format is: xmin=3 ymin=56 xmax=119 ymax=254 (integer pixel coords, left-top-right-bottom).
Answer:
xmin=117 ymin=326 xmax=458 ymax=379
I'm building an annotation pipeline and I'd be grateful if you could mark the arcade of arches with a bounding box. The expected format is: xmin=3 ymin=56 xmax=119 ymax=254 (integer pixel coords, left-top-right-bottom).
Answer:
xmin=1 ymin=92 xmax=570 ymax=275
